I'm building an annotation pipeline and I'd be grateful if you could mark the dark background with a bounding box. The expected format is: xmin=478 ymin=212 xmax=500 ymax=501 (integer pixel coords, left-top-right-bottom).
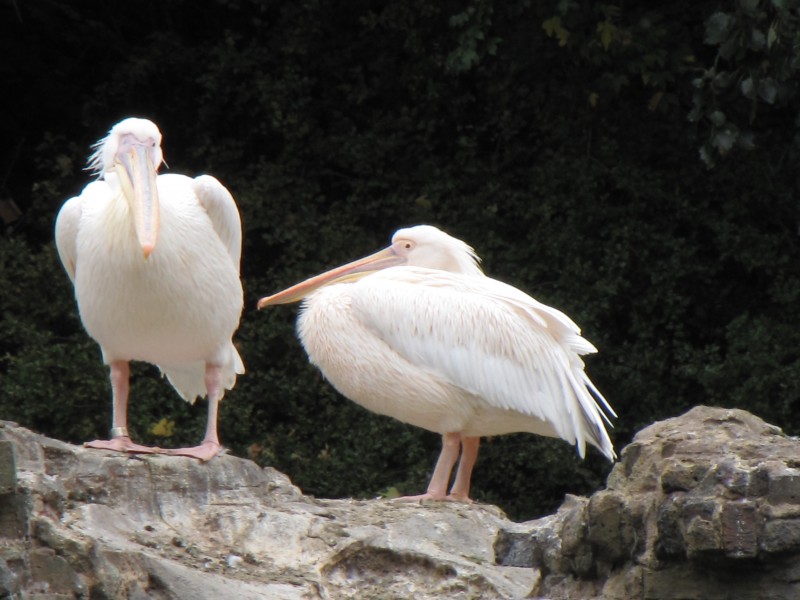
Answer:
xmin=2 ymin=0 xmax=799 ymax=521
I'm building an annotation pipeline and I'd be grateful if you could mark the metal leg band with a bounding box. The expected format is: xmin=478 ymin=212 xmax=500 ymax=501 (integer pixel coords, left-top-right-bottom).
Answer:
xmin=110 ymin=427 xmax=129 ymax=439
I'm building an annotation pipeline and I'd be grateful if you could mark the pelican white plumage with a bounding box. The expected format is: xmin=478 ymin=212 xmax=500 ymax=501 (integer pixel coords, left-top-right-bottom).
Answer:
xmin=55 ymin=118 xmax=244 ymax=461
xmin=258 ymin=225 xmax=615 ymax=502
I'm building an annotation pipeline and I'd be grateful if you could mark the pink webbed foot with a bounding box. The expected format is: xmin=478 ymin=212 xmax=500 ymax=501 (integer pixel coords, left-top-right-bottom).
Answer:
xmin=445 ymin=492 xmax=474 ymax=504
xmin=393 ymin=491 xmax=448 ymax=503
xmin=84 ymin=436 xmax=160 ymax=455
xmin=393 ymin=492 xmax=474 ymax=504
xmin=161 ymin=440 xmax=224 ymax=461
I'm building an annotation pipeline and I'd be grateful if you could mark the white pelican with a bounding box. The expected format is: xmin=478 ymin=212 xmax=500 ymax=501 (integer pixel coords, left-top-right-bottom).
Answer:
xmin=258 ymin=225 xmax=615 ymax=502
xmin=55 ymin=118 xmax=244 ymax=461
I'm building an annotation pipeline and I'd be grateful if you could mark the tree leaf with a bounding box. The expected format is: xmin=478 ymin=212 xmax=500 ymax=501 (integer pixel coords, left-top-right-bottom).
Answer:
xmin=767 ymin=22 xmax=778 ymax=47
xmin=543 ymin=16 xmax=570 ymax=46
xmin=713 ymin=71 xmax=735 ymax=89
xmin=597 ymin=20 xmax=616 ymax=51
xmin=739 ymin=0 xmax=761 ymax=14
xmin=705 ymin=12 xmax=732 ymax=45
xmin=712 ymin=124 xmax=740 ymax=154
xmin=699 ymin=142 xmax=716 ymax=167
xmin=648 ymin=91 xmax=664 ymax=111
xmin=750 ymin=29 xmax=766 ymax=50
xmin=741 ymin=76 xmax=756 ymax=100
xmin=718 ymin=37 xmax=741 ymax=60
xmin=150 ymin=418 xmax=175 ymax=438
xmin=736 ymin=130 xmax=756 ymax=150
xmin=758 ymin=78 xmax=778 ymax=104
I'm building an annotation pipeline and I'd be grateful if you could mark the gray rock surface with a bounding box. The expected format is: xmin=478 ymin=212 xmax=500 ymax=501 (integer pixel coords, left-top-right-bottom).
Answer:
xmin=494 ymin=405 xmax=800 ymax=599
xmin=0 ymin=421 xmax=534 ymax=599
xmin=5 ymin=405 xmax=800 ymax=599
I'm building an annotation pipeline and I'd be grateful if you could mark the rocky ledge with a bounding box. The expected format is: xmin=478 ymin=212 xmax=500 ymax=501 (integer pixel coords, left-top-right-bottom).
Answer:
xmin=496 ymin=405 xmax=800 ymax=599
xmin=0 ymin=422 xmax=532 ymax=599
xmin=2 ymin=405 xmax=800 ymax=599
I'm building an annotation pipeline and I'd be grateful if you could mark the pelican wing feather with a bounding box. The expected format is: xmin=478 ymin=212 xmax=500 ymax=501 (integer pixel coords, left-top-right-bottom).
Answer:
xmin=192 ymin=175 xmax=242 ymax=270
xmin=350 ymin=267 xmax=615 ymax=460
xmin=54 ymin=196 xmax=83 ymax=283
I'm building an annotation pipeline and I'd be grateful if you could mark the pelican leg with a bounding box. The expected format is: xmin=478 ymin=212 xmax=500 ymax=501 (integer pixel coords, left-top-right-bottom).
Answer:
xmin=395 ymin=432 xmax=461 ymax=502
xmin=161 ymin=363 xmax=224 ymax=461
xmin=84 ymin=360 xmax=159 ymax=454
xmin=447 ymin=435 xmax=480 ymax=502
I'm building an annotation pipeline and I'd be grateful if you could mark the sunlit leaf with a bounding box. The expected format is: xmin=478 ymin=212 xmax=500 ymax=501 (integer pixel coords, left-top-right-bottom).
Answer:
xmin=597 ymin=20 xmax=616 ymax=51
xmin=543 ymin=16 xmax=570 ymax=46
xmin=150 ymin=418 xmax=176 ymax=438
xmin=767 ymin=22 xmax=778 ymax=47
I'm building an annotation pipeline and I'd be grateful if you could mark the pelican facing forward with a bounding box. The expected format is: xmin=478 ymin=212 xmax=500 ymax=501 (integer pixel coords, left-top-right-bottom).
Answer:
xmin=258 ymin=225 xmax=615 ymax=502
xmin=55 ymin=118 xmax=244 ymax=460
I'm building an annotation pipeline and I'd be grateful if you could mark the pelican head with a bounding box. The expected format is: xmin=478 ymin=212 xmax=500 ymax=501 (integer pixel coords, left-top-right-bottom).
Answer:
xmin=390 ymin=225 xmax=483 ymax=275
xmin=257 ymin=225 xmax=484 ymax=307
xmin=89 ymin=118 xmax=164 ymax=258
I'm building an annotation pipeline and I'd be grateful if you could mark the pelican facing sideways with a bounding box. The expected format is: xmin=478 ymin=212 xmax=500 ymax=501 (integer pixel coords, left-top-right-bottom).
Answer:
xmin=55 ymin=118 xmax=244 ymax=461
xmin=258 ymin=225 xmax=615 ymax=502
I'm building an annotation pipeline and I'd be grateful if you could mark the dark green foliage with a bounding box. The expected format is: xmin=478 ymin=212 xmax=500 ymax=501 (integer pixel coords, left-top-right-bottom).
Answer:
xmin=690 ymin=0 xmax=800 ymax=166
xmin=2 ymin=0 xmax=800 ymax=521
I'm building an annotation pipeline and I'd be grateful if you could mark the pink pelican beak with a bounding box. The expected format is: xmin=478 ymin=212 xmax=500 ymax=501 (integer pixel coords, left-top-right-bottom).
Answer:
xmin=115 ymin=135 xmax=160 ymax=258
xmin=258 ymin=245 xmax=406 ymax=308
